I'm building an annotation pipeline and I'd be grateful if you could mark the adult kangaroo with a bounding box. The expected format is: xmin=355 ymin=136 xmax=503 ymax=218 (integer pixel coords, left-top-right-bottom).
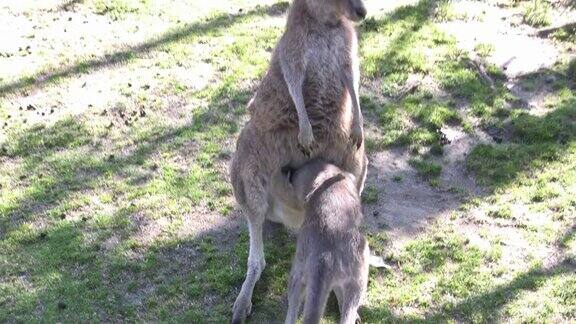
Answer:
xmin=230 ymin=0 xmax=368 ymax=322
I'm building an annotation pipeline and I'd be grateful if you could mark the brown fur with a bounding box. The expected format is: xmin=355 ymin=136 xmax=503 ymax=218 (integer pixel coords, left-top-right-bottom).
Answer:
xmin=230 ymin=0 xmax=368 ymax=322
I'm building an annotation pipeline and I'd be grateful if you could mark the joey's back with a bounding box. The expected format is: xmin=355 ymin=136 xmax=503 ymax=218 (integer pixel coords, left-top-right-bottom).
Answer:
xmin=249 ymin=0 xmax=360 ymax=139
xmin=299 ymin=174 xmax=366 ymax=273
xmin=303 ymin=176 xmax=362 ymax=237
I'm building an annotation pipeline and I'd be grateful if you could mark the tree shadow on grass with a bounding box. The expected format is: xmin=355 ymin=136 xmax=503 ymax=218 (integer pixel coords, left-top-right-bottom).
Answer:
xmin=359 ymin=0 xmax=432 ymax=80
xmin=466 ymin=82 xmax=576 ymax=188
xmin=429 ymin=225 xmax=576 ymax=322
xmin=0 ymin=204 xmax=295 ymax=322
xmin=0 ymin=76 xmax=294 ymax=322
xmin=0 ymin=1 xmax=289 ymax=96
xmin=449 ymin=258 xmax=575 ymax=319
xmin=360 ymin=225 xmax=575 ymax=323
xmin=0 ymin=2 xmax=291 ymax=321
xmin=0 ymin=78 xmax=251 ymax=231
xmin=359 ymin=99 xmax=575 ymax=321
xmin=359 ymin=0 xmax=476 ymax=150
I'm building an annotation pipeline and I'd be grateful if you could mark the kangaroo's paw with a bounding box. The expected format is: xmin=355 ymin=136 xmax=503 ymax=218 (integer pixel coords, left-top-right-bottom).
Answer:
xmin=231 ymin=298 xmax=252 ymax=324
xmin=350 ymin=124 xmax=364 ymax=149
xmin=298 ymin=126 xmax=315 ymax=155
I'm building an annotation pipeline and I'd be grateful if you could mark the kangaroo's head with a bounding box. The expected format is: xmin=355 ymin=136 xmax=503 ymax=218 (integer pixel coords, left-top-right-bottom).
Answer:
xmin=305 ymin=0 xmax=367 ymax=24
xmin=340 ymin=0 xmax=367 ymax=21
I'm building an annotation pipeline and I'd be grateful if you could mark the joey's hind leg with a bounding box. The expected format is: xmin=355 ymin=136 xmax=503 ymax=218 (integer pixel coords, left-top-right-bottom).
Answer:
xmin=285 ymin=270 xmax=305 ymax=324
xmin=336 ymin=283 xmax=363 ymax=324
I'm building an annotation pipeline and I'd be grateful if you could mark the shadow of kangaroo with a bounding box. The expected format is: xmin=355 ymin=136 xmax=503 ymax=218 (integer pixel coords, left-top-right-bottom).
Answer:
xmin=230 ymin=0 xmax=368 ymax=322
xmin=270 ymin=160 xmax=369 ymax=324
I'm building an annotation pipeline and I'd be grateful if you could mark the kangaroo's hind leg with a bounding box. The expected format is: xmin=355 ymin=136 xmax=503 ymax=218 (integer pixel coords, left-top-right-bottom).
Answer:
xmin=232 ymin=176 xmax=268 ymax=323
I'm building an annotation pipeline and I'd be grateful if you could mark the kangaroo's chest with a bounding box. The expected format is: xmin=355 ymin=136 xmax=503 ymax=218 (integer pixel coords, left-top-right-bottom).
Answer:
xmin=305 ymin=32 xmax=348 ymax=88
xmin=302 ymin=31 xmax=355 ymax=135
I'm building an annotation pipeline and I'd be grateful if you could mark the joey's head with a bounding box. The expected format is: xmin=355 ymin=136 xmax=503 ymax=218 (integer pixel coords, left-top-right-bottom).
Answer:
xmin=270 ymin=165 xmax=307 ymax=210
xmin=305 ymin=0 xmax=367 ymax=24
xmin=272 ymin=159 xmax=348 ymax=207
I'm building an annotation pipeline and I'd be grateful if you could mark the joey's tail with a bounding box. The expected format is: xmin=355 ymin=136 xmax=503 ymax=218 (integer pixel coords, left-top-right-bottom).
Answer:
xmin=302 ymin=267 xmax=331 ymax=324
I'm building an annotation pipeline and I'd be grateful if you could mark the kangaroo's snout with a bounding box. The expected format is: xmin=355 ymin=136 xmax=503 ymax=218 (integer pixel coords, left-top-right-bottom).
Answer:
xmin=354 ymin=5 xmax=367 ymax=20
xmin=346 ymin=0 xmax=366 ymax=22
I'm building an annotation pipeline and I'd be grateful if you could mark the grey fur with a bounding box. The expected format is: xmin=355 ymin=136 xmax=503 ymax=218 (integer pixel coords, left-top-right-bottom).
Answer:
xmin=230 ymin=0 xmax=368 ymax=322
xmin=270 ymin=160 xmax=369 ymax=324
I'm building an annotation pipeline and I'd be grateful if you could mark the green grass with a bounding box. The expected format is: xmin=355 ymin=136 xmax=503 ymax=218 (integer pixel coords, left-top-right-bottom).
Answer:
xmin=488 ymin=204 xmax=513 ymax=219
xmin=1 ymin=1 xmax=287 ymax=321
xmin=409 ymin=158 xmax=442 ymax=179
xmin=432 ymin=0 xmax=467 ymax=22
xmin=467 ymin=93 xmax=576 ymax=187
xmin=553 ymin=26 xmax=576 ymax=44
xmin=362 ymin=184 xmax=379 ymax=204
xmin=89 ymin=0 xmax=152 ymax=20
xmin=569 ymin=58 xmax=576 ymax=85
xmin=1 ymin=0 xmax=575 ymax=322
xmin=475 ymin=43 xmax=495 ymax=59
xmin=523 ymin=0 xmax=552 ymax=27
xmin=362 ymin=227 xmax=496 ymax=322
